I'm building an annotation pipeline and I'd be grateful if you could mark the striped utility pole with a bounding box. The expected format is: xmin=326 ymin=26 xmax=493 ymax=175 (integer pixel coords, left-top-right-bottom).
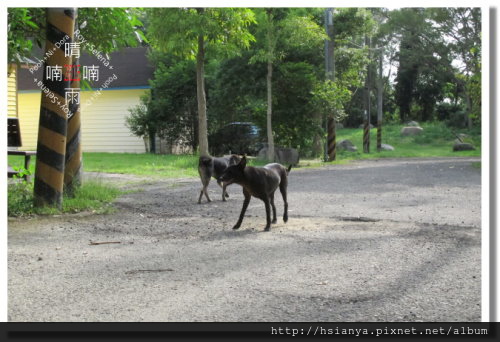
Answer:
xmin=327 ymin=117 xmax=336 ymax=161
xmin=363 ymin=112 xmax=370 ymax=153
xmin=324 ymin=8 xmax=336 ymax=161
xmin=34 ymin=8 xmax=76 ymax=208
xmin=64 ymin=14 xmax=82 ymax=197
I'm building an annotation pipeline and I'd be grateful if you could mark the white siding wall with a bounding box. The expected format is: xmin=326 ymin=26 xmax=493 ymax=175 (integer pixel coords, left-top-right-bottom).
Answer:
xmin=17 ymin=88 xmax=148 ymax=153
xmin=7 ymin=65 xmax=18 ymax=117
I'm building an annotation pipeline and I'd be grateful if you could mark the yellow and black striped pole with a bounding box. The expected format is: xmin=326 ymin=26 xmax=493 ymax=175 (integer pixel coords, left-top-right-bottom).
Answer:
xmin=64 ymin=15 xmax=82 ymax=197
xmin=327 ymin=116 xmax=336 ymax=161
xmin=34 ymin=8 xmax=76 ymax=208
xmin=363 ymin=111 xmax=370 ymax=153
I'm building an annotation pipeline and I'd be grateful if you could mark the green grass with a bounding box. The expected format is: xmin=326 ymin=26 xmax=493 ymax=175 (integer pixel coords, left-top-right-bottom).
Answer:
xmin=8 ymin=153 xmax=270 ymax=179
xmin=8 ymin=179 xmax=125 ymax=217
xmin=7 ymin=123 xmax=480 ymax=180
xmin=81 ymin=153 xmax=200 ymax=178
xmin=331 ymin=122 xmax=481 ymax=161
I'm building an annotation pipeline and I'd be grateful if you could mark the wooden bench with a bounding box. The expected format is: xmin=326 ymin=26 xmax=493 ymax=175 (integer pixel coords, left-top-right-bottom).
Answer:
xmin=8 ymin=117 xmax=36 ymax=182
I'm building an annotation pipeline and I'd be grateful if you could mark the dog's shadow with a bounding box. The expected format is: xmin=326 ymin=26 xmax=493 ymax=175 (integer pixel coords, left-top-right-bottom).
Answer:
xmin=206 ymin=226 xmax=266 ymax=241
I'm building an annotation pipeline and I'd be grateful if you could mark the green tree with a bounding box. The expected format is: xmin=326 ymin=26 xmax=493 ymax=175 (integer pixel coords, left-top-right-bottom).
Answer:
xmin=8 ymin=7 xmax=145 ymax=63
xmin=389 ymin=8 xmax=455 ymax=123
xmin=430 ymin=8 xmax=481 ymax=128
xmin=311 ymin=80 xmax=349 ymax=124
xmin=149 ymin=57 xmax=199 ymax=151
xmin=250 ymin=8 xmax=325 ymax=161
xmin=7 ymin=8 xmax=44 ymax=63
xmin=127 ymin=54 xmax=204 ymax=153
xmin=147 ymin=8 xmax=256 ymax=157
xmin=328 ymin=8 xmax=373 ymax=128
xmin=208 ymin=8 xmax=373 ymax=157
xmin=125 ymin=94 xmax=154 ymax=152
xmin=209 ymin=52 xmax=267 ymax=130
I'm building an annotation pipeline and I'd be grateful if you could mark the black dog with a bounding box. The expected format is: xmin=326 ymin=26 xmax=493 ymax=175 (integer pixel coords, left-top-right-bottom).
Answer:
xmin=198 ymin=155 xmax=241 ymax=204
xmin=218 ymin=155 xmax=291 ymax=231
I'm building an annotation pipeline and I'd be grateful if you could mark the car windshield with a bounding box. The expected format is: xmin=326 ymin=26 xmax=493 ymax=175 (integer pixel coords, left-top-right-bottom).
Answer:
xmin=250 ymin=126 xmax=260 ymax=135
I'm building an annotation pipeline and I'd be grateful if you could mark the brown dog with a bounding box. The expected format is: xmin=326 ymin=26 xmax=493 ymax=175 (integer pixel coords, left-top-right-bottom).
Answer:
xmin=198 ymin=155 xmax=241 ymax=203
xmin=218 ymin=156 xmax=291 ymax=231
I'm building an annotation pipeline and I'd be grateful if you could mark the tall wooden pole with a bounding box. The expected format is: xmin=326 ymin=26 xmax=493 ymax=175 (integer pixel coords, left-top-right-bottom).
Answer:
xmin=34 ymin=8 xmax=76 ymax=208
xmin=196 ymin=32 xmax=209 ymax=157
xmin=266 ymin=10 xmax=275 ymax=162
xmin=325 ymin=8 xmax=336 ymax=161
xmin=195 ymin=9 xmax=209 ymax=157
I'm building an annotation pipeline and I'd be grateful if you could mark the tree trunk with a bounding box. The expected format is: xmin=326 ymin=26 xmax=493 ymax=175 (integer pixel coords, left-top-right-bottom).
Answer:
xmin=456 ymin=76 xmax=473 ymax=129
xmin=148 ymin=129 xmax=156 ymax=153
xmin=266 ymin=46 xmax=275 ymax=162
xmin=196 ymin=34 xmax=209 ymax=157
xmin=465 ymin=93 xmax=473 ymax=129
xmin=312 ymin=111 xmax=323 ymax=157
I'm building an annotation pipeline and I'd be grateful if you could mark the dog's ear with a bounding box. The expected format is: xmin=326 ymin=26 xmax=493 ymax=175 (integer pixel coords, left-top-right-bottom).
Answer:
xmin=238 ymin=155 xmax=247 ymax=169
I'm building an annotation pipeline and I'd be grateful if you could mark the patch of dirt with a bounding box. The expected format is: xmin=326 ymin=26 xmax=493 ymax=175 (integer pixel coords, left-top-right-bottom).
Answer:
xmin=8 ymin=157 xmax=481 ymax=322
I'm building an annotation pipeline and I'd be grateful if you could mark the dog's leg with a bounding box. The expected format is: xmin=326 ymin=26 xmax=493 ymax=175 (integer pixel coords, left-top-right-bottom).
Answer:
xmin=199 ymin=186 xmax=212 ymax=203
xmin=233 ymin=191 xmax=251 ymax=230
xmin=263 ymin=198 xmax=272 ymax=231
xmin=199 ymin=179 xmax=211 ymax=204
xmin=279 ymin=182 xmax=288 ymax=223
xmin=198 ymin=164 xmax=212 ymax=204
xmin=270 ymin=192 xmax=277 ymax=224
xmin=203 ymin=185 xmax=212 ymax=203
xmin=217 ymin=180 xmax=229 ymax=201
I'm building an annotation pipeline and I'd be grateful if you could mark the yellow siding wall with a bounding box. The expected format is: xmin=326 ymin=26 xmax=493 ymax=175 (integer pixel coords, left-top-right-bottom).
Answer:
xmin=18 ymin=89 xmax=148 ymax=152
xmin=7 ymin=65 xmax=18 ymax=117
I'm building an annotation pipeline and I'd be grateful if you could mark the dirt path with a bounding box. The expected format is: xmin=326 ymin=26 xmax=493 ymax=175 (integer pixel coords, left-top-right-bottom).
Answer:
xmin=8 ymin=157 xmax=481 ymax=322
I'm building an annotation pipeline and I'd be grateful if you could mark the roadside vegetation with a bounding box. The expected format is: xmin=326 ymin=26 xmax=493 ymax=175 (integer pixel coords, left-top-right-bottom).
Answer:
xmin=8 ymin=179 xmax=125 ymax=217
xmin=8 ymin=122 xmax=481 ymax=178
xmin=335 ymin=122 xmax=480 ymax=160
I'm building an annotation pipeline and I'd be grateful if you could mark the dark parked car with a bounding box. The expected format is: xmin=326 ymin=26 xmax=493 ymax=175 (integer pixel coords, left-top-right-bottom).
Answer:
xmin=209 ymin=122 xmax=265 ymax=156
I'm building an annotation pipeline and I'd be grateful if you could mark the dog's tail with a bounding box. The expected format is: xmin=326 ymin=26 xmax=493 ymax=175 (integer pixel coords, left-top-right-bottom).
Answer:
xmin=286 ymin=165 xmax=292 ymax=175
xmin=199 ymin=156 xmax=212 ymax=167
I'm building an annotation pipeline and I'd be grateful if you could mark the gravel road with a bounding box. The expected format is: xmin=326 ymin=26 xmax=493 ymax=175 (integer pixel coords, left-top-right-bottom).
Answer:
xmin=8 ymin=157 xmax=481 ymax=322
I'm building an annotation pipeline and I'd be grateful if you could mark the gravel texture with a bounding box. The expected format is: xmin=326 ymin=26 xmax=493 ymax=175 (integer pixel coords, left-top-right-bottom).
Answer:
xmin=8 ymin=157 xmax=481 ymax=322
